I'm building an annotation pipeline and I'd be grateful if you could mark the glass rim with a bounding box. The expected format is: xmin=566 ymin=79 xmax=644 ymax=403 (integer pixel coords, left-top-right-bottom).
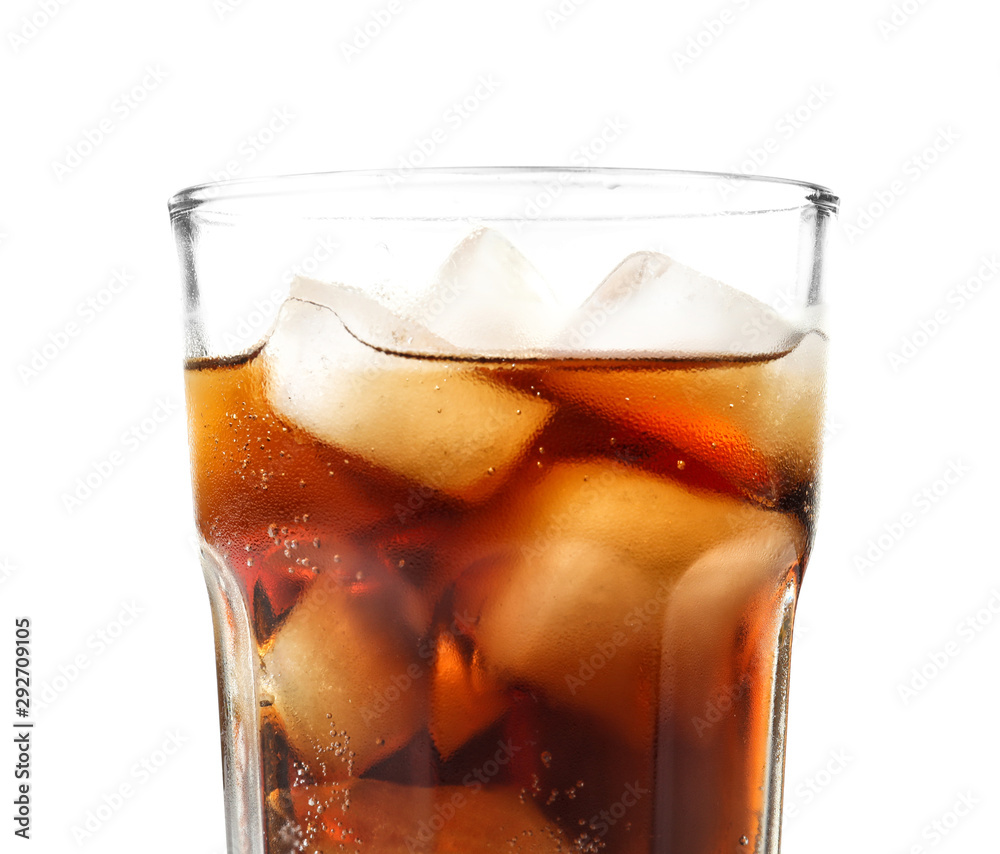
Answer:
xmin=168 ymin=166 xmax=839 ymax=220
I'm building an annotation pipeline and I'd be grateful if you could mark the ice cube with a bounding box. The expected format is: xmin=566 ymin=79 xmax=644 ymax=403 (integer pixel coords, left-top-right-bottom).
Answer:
xmin=411 ymin=227 xmax=562 ymax=355
xmin=539 ymin=332 xmax=827 ymax=497
xmin=273 ymin=779 xmax=567 ymax=853
xmin=453 ymin=540 xmax=658 ymax=747
xmin=450 ymin=460 xmax=803 ymax=738
xmin=263 ymin=546 xmax=429 ymax=781
xmin=290 ymin=275 xmax=453 ymax=355
xmin=652 ymin=527 xmax=800 ymax=854
xmin=556 ymin=251 xmax=803 ymax=358
xmin=659 ymin=525 xmax=802 ymax=739
xmin=263 ymin=295 xmax=553 ymax=502
xmin=184 ymin=345 xmax=389 ymax=535
xmin=430 ymin=631 xmax=510 ymax=760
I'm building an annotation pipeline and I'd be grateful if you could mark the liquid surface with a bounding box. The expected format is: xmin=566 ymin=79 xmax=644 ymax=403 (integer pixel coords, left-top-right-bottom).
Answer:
xmin=186 ymin=332 xmax=824 ymax=854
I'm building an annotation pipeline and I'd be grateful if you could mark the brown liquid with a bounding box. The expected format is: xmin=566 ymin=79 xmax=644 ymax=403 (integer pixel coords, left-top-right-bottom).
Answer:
xmin=186 ymin=331 xmax=824 ymax=854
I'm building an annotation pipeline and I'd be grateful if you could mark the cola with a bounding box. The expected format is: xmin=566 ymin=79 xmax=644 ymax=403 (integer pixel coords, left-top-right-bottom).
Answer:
xmin=185 ymin=296 xmax=824 ymax=852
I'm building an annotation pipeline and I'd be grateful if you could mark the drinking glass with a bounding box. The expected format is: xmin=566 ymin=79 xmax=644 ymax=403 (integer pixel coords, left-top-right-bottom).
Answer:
xmin=169 ymin=167 xmax=837 ymax=854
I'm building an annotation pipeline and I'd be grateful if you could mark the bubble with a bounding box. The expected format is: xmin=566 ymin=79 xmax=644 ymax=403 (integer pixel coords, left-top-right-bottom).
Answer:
xmin=540 ymin=751 xmax=553 ymax=767
xmin=740 ymin=836 xmax=749 ymax=846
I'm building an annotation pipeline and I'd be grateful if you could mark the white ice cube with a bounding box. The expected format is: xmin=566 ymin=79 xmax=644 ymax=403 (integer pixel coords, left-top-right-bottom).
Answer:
xmin=410 ymin=227 xmax=565 ymax=355
xmin=263 ymin=550 xmax=429 ymax=781
xmin=450 ymin=460 xmax=805 ymax=741
xmin=263 ymin=291 xmax=553 ymax=501
xmin=556 ymin=251 xmax=803 ymax=358
xmin=290 ymin=276 xmax=452 ymax=355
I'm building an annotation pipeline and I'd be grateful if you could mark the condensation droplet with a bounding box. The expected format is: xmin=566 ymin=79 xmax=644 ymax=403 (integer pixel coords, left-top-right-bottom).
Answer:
xmin=740 ymin=836 xmax=749 ymax=846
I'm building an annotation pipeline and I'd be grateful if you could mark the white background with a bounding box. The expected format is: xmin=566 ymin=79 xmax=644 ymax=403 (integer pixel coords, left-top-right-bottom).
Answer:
xmin=2 ymin=0 xmax=997 ymax=852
